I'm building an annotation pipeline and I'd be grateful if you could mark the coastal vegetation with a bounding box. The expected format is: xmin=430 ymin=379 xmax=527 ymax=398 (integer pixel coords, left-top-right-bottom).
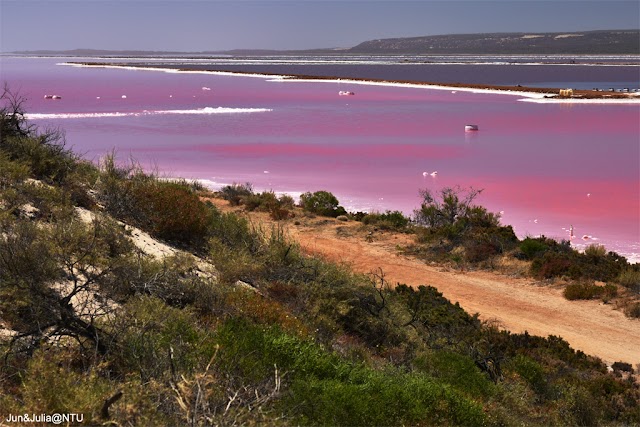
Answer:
xmin=1 ymin=88 xmax=639 ymax=426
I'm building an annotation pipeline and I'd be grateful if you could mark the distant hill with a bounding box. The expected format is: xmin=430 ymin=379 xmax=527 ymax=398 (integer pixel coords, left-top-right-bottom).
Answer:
xmin=348 ymin=30 xmax=640 ymax=54
xmin=8 ymin=30 xmax=640 ymax=56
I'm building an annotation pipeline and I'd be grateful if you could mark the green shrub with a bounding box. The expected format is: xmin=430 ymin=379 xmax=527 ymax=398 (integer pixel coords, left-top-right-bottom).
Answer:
xmin=208 ymin=207 xmax=261 ymax=252
xmin=413 ymin=350 xmax=495 ymax=398
xmin=277 ymin=194 xmax=295 ymax=209
xmin=519 ymin=237 xmax=549 ymax=259
xmin=511 ymin=355 xmax=550 ymax=400
xmin=299 ymin=190 xmax=347 ymax=217
xmin=2 ymin=134 xmax=79 ymax=185
xmin=531 ymin=252 xmax=573 ymax=278
xmin=216 ymin=319 xmax=486 ymax=427
xmin=526 ymin=237 xmax=627 ymax=281
xmin=624 ymin=302 xmax=640 ymax=318
xmin=110 ymin=296 xmax=216 ymax=381
xmin=98 ymin=156 xmax=212 ymax=247
xmin=289 ymin=371 xmax=486 ymax=427
xmin=7 ymin=351 xmax=110 ymax=419
xmin=244 ymin=190 xmax=278 ymax=211
xmin=0 ymin=151 xmax=30 ymax=188
xmin=464 ymin=236 xmax=500 ymax=262
xmin=611 ymin=361 xmax=634 ymax=374
xmin=563 ymin=282 xmax=617 ymax=300
xmin=132 ymin=180 xmax=212 ymax=246
xmin=585 ymin=243 xmax=607 ymax=258
xmin=559 ymin=384 xmax=602 ymax=427
xmin=362 ymin=210 xmax=410 ymax=230
xmin=617 ymin=268 xmax=640 ymax=293
xmin=395 ymin=284 xmax=482 ymax=349
xmin=244 ymin=191 xmax=294 ymax=220
xmin=220 ymin=182 xmax=253 ymax=206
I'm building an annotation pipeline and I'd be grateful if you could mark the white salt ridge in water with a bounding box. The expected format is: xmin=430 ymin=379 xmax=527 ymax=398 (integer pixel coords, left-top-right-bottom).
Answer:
xmin=26 ymin=106 xmax=273 ymax=119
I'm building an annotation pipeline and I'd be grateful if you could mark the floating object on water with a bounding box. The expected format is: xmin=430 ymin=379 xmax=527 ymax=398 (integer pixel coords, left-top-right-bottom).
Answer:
xmin=533 ymin=219 xmax=538 ymax=224
xmin=121 ymin=95 xmax=127 ymax=99
xmin=96 ymin=96 xmax=101 ymax=99
xmin=582 ymin=235 xmax=591 ymax=240
xmin=465 ymin=124 xmax=479 ymax=132
xmin=587 ymin=193 xmax=591 ymax=197
xmin=202 ymin=87 xmax=211 ymax=91
xmin=263 ymin=171 xmax=270 ymax=174
xmin=169 ymin=95 xmax=173 ymax=98
xmin=451 ymin=91 xmax=457 ymax=94
xmin=422 ymin=172 xmax=428 ymax=177
xmin=430 ymin=171 xmax=438 ymax=177
xmin=44 ymin=95 xmax=62 ymax=100
xmin=339 ymin=91 xmax=355 ymax=96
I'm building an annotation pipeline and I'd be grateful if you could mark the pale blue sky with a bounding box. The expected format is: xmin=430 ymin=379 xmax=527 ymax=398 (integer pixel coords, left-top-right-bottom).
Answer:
xmin=1 ymin=0 xmax=638 ymax=52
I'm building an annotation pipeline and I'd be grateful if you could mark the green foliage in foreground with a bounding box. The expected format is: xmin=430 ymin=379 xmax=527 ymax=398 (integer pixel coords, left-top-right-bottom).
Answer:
xmin=216 ymin=319 xmax=487 ymax=427
xmin=2 ymin=92 xmax=639 ymax=426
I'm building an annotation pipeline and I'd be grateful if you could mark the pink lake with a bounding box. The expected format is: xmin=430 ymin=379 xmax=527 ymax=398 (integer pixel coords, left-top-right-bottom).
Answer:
xmin=3 ymin=57 xmax=639 ymax=260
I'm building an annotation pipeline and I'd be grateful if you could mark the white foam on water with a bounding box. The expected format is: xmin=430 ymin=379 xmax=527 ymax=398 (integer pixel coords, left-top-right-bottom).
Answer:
xmin=26 ymin=112 xmax=131 ymax=119
xmin=26 ymin=106 xmax=273 ymax=119
xmin=62 ymin=62 xmax=288 ymax=80
xmin=155 ymin=106 xmax=272 ymax=114
xmin=518 ymin=97 xmax=640 ymax=104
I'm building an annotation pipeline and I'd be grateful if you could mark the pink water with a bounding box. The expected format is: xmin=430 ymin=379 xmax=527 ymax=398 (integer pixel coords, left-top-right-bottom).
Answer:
xmin=3 ymin=57 xmax=639 ymax=260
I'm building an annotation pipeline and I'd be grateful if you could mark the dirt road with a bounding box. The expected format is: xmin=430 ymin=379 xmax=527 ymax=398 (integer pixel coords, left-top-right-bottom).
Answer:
xmin=211 ymin=200 xmax=639 ymax=366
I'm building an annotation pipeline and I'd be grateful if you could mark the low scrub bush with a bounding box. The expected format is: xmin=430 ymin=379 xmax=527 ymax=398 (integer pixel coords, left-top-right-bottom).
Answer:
xmin=132 ymin=180 xmax=212 ymax=246
xmin=526 ymin=237 xmax=627 ymax=281
xmin=563 ymin=282 xmax=617 ymax=300
xmin=289 ymin=370 xmax=486 ymax=427
xmin=464 ymin=236 xmax=501 ymax=263
xmin=299 ymin=190 xmax=346 ymax=217
xmin=110 ymin=296 xmax=216 ymax=382
xmin=362 ymin=210 xmax=410 ymax=231
xmin=412 ymin=187 xmax=517 ymax=263
xmin=3 ymin=351 xmax=111 ymax=419
xmin=617 ymin=268 xmax=640 ymax=293
xmin=220 ymin=182 xmax=253 ymax=206
xmin=98 ymin=155 xmax=212 ymax=247
xmin=584 ymin=243 xmax=607 ymax=258
xmin=244 ymin=191 xmax=295 ymax=220
xmin=531 ymin=252 xmax=574 ymax=279
xmin=216 ymin=319 xmax=486 ymax=427
xmin=611 ymin=361 xmax=634 ymax=374
xmin=413 ymin=350 xmax=495 ymax=398
xmin=519 ymin=237 xmax=550 ymax=259
xmin=624 ymin=302 xmax=640 ymax=318
xmin=511 ymin=355 xmax=550 ymax=400
xmin=0 ymin=151 xmax=30 ymax=188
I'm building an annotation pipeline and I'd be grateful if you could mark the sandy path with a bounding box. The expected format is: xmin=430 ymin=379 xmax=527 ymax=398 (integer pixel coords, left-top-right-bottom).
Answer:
xmin=209 ymin=200 xmax=640 ymax=366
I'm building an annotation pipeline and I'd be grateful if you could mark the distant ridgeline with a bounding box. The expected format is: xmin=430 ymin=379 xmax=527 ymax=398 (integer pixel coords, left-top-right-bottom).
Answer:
xmin=11 ymin=30 xmax=640 ymax=56
xmin=348 ymin=30 xmax=640 ymax=55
